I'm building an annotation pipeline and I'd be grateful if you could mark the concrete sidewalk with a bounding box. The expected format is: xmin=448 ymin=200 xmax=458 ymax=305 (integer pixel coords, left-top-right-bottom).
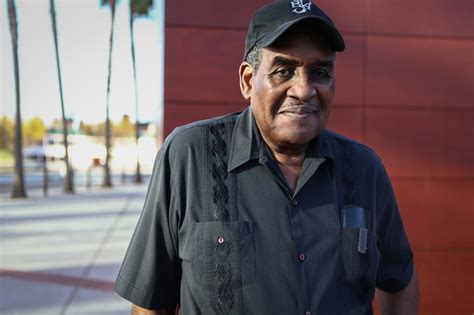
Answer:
xmin=0 ymin=183 xmax=148 ymax=314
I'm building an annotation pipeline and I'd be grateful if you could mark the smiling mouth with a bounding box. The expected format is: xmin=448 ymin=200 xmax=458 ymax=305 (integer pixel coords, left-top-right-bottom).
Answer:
xmin=279 ymin=106 xmax=319 ymax=116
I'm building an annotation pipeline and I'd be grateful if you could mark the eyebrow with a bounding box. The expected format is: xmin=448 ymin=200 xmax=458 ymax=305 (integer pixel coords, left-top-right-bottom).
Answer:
xmin=271 ymin=55 xmax=335 ymax=70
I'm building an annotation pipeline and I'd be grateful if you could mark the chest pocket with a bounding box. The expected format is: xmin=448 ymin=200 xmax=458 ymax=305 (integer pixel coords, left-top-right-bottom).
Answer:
xmin=341 ymin=228 xmax=380 ymax=291
xmin=192 ymin=220 xmax=255 ymax=311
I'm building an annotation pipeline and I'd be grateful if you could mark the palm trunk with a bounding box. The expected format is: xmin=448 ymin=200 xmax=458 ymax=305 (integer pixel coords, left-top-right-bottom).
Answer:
xmin=50 ymin=0 xmax=73 ymax=193
xmin=103 ymin=0 xmax=117 ymax=187
xmin=8 ymin=0 xmax=26 ymax=198
xmin=129 ymin=9 xmax=142 ymax=183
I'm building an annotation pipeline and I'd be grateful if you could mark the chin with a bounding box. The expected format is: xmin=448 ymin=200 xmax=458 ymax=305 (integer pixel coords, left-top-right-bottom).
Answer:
xmin=283 ymin=130 xmax=319 ymax=145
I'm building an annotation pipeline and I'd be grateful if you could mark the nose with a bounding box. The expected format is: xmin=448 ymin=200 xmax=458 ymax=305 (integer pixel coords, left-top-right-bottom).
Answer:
xmin=287 ymin=71 xmax=317 ymax=103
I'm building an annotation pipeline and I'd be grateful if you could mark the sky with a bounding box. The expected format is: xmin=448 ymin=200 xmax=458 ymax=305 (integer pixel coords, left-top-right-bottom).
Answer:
xmin=1 ymin=0 xmax=164 ymax=125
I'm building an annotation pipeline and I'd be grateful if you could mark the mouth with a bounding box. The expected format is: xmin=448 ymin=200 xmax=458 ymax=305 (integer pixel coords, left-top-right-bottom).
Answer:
xmin=279 ymin=106 xmax=320 ymax=117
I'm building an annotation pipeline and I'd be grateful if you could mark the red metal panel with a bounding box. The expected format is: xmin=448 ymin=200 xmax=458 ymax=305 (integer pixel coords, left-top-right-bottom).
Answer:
xmin=327 ymin=106 xmax=364 ymax=142
xmin=163 ymin=102 xmax=246 ymax=136
xmin=164 ymin=1 xmax=474 ymax=312
xmin=334 ymin=35 xmax=365 ymax=105
xmin=165 ymin=27 xmax=245 ymax=103
xmin=368 ymin=0 xmax=474 ymax=37
xmin=366 ymin=109 xmax=474 ymax=178
xmin=367 ymin=37 xmax=474 ymax=108
xmin=415 ymin=251 xmax=474 ymax=315
xmin=165 ymin=31 xmax=365 ymax=106
xmin=314 ymin=0 xmax=365 ymax=33
xmin=393 ymin=179 xmax=474 ymax=249
xmin=166 ymin=0 xmax=364 ymax=32
xmin=166 ymin=0 xmax=268 ymax=29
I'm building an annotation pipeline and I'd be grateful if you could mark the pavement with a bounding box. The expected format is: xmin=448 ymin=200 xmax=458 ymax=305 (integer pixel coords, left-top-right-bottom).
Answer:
xmin=0 ymin=181 xmax=149 ymax=314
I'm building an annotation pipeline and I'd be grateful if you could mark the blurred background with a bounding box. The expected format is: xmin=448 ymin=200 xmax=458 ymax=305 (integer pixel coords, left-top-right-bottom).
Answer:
xmin=1 ymin=0 xmax=473 ymax=314
xmin=1 ymin=0 xmax=163 ymax=193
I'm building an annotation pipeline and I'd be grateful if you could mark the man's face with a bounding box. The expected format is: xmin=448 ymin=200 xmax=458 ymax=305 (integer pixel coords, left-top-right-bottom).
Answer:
xmin=241 ymin=30 xmax=336 ymax=153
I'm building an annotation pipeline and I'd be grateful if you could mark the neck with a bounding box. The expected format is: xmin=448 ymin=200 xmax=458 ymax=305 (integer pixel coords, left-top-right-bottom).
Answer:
xmin=270 ymin=145 xmax=307 ymax=193
xmin=272 ymin=150 xmax=305 ymax=166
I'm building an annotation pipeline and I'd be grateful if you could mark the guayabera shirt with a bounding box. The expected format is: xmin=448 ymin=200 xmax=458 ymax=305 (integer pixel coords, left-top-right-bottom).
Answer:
xmin=114 ymin=107 xmax=414 ymax=315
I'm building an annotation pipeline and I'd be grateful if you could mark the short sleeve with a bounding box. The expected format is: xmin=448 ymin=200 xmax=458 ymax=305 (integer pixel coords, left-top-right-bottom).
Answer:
xmin=375 ymin=165 xmax=414 ymax=293
xmin=114 ymin=141 xmax=181 ymax=309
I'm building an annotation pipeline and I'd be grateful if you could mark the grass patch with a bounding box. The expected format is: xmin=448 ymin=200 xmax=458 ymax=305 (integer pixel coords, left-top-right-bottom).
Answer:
xmin=0 ymin=149 xmax=13 ymax=162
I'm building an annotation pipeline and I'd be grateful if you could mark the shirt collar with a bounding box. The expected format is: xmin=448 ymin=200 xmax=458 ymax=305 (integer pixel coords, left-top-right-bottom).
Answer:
xmin=228 ymin=106 xmax=334 ymax=172
xmin=228 ymin=107 xmax=259 ymax=172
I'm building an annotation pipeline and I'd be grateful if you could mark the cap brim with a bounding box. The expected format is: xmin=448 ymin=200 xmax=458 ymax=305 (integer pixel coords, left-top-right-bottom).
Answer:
xmin=258 ymin=16 xmax=345 ymax=52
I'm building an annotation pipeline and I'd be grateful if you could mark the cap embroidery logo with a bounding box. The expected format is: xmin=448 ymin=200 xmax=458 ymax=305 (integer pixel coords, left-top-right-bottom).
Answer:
xmin=291 ymin=0 xmax=312 ymax=14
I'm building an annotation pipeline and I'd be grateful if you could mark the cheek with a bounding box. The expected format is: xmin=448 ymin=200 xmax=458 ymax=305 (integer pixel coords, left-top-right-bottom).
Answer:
xmin=255 ymin=89 xmax=283 ymax=116
xmin=318 ymin=85 xmax=335 ymax=106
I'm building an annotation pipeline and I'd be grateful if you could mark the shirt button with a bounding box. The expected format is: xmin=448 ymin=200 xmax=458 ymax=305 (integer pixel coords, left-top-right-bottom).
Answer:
xmin=292 ymin=200 xmax=298 ymax=206
xmin=298 ymin=253 xmax=306 ymax=261
xmin=217 ymin=237 xmax=225 ymax=244
xmin=305 ymin=311 xmax=312 ymax=315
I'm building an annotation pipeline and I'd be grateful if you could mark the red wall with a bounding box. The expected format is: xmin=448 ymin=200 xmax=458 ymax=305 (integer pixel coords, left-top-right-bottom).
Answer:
xmin=165 ymin=1 xmax=474 ymax=313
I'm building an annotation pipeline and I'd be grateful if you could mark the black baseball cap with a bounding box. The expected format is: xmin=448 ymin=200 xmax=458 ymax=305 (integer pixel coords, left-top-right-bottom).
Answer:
xmin=244 ymin=0 xmax=345 ymax=60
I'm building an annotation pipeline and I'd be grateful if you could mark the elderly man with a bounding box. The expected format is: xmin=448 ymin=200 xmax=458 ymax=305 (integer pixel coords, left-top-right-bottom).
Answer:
xmin=115 ymin=1 xmax=419 ymax=314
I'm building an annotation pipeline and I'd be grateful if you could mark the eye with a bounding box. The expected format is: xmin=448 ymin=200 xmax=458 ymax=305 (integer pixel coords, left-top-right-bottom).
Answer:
xmin=312 ymin=69 xmax=330 ymax=78
xmin=310 ymin=68 xmax=333 ymax=83
xmin=271 ymin=67 xmax=294 ymax=80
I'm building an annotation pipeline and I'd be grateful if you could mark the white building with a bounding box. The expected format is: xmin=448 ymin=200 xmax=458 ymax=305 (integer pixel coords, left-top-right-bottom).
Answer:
xmin=24 ymin=126 xmax=158 ymax=176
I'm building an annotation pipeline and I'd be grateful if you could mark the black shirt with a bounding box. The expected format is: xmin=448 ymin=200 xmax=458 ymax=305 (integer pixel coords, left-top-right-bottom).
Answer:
xmin=115 ymin=107 xmax=414 ymax=314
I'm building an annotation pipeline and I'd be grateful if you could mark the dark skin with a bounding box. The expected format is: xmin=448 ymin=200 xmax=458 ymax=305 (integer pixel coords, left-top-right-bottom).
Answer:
xmin=132 ymin=32 xmax=335 ymax=313
xmin=239 ymin=28 xmax=419 ymax=314
xmin=131 ymin=27 xmax=419 ymax=315
xmin=239 ymin=30 xmax=335 ymax=192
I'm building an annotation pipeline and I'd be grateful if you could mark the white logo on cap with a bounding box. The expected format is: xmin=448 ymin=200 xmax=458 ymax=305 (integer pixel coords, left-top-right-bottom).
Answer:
xmin=291 ymin=0 xmax=312 ymax=14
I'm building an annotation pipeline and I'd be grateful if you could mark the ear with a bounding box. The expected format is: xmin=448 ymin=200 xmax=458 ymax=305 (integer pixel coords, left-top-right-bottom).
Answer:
xmin=239 ymin=62 xmax=254 ymax=100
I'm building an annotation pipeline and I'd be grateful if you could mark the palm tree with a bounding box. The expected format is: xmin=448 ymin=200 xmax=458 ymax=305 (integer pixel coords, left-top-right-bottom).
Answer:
xmin=50 ymin=0 xmax=73 ymax=193
xmin=7 ymin=0 xmax=26 ymax=198
xmin=129 ymin=0 xmax=153 ymax=183
xmin=101 ymin=0 xmax=118 ymax=187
